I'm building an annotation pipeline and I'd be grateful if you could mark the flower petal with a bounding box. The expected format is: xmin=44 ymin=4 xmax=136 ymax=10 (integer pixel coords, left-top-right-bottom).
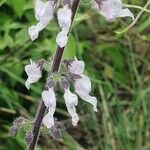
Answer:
xmin=28 ymin=25 xmax=39 ymax=41
xmin=25 ymin=77 xmax=39 ymax=89
xmin=25 ymin=61 xmax=41 ymax=77
xmin=43 ymin=110 xmax=55 ymax=128
xmin=36 ymin=22 xmax=48 ymax=32
xmin=74 ymin=74 xmax=91 ymax=95
xmin=68 ymin=59 xmax=85 ymax=75
xmin=74 ymin=74 xmax=98 ymax=111
xmin=35 ymin=0 xmax=54 ymax=23
xmin=25 ymin=79 xmax=30 ymax=90
xmin=92 ymin=0 xmax=134 ymax=21
xmin=118 ymin=8 xmax=134 ymax=20
xmin=28 ymin=0 xmax=54 ymax=41
xmin=42 ymin=88 xmax=56 ymax=129
xmin=56 ymin=5 xmax=72 ymax=47
xmin=24 ymin=60 xmax=42 ymax=89
xmin=76 ymin=93 xmax=98 ymax=112
xmin=56 ymin=31 xmax=68 ymax=48
xmin=57 ymin=5 xmax=72 ymax=30
xmin=42 ymin=88 xmax=56 ymax=109
xmin=64 ymin=88 xmax=79 ymax=126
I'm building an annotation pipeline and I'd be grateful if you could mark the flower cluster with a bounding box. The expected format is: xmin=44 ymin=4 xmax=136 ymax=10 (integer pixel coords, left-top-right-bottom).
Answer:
xmin=28 ymin=0 xmax=134 ymax=46
xmin=28 ymin=0 xmax=72 ymax=48
xmin=25 ymin=58 xmax=98 ymax=128
xmin=25 ymin=0 xmax=134 ymax=130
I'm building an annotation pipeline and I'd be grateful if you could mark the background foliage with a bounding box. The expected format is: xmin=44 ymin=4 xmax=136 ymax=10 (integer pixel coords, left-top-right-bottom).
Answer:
xmin=0 ymin=0 xmax=150 ymax=150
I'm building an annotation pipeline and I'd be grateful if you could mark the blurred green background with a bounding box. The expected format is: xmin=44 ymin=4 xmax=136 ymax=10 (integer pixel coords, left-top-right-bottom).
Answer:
xmin=0 ymin=0 xmax=150 ymax=150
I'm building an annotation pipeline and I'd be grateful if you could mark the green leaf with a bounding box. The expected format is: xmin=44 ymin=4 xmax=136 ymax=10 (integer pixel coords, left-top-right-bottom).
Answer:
xmin=6 ymin=137 xmax=26 ymax=150
xmin=104 ymin=45 xmax=124 ymax=70
xmin=0 ymin=35 xmax=7 ymax=50
xmin=0 ymin=0 xmax=6 ymax=6
xmin=15 ymin=28 xmax=29 ymax=46
xmin=6 ymin=0 xmax=26 ymax=17
xmin=62 ymin=131 xmax=85 ymax=150
xmin=64 ymin=34 xmax=76 ymax=58
xmin=4 ymin=33 xmax=14 ymax=48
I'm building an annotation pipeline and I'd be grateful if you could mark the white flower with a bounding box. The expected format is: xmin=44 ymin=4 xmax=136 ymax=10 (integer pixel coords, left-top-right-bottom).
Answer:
xmin=25 ymin=60 xmax=42 ymax=89
xmin=42 ymin=87 xmax=56 ymax=108
xmin=64 ymin=88 xmax=79 ymax=126
xmin=42 ymin=87 xmax=56 ymax=128
xmin=69 ymin=59 xmax=98 ymax=112
xmin=43 ymin=109 xmax=55 ymax=128
xmin=68 ymin=58 xmax=85 ymax=75
xmin=74 ymin=75 xmax=98 ymax=112
xmin=56 ymin=31 xmax=68 ymax=48
xmin=74 ymin=74 xmax=91 ymax=95
xmin=56 ymin=5 xmax=72 ymax=47
xmin=57 ymin=5 xmax=72 ymax=32
xmin=35 ymin=0 xmax=54 ymax=24
xmin=28 ymin=25 xmax=39 ymax=41
xmin=28 ymin=0 xmax=54 ymax=41
xmin=92 ymin=0 xmax=134 ymax=21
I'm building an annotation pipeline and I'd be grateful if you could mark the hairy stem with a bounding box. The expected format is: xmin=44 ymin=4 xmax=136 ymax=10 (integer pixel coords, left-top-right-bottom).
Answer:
xmin=28 ymin=0 xmax=80 ymax=150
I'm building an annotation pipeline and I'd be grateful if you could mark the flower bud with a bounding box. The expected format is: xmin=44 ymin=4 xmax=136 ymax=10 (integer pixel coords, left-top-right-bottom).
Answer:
xmin=60 ymin=77 xmax=69 ymax=89
xmin=25 ymin=131 xmax=33 ymax=145
xmin=10 ymin=117 xmax=24 ymax=137
xmin=47 ymin=79 xmax=55 ymax=88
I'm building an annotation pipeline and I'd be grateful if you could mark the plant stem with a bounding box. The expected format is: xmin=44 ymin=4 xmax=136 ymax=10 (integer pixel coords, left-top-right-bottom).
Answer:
xmin=28 ymin=0 xmax=80 ymax=150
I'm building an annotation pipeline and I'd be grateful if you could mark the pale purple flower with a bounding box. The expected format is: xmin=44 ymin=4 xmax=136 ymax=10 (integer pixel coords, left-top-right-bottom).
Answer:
xmin=56 ymin=31 xmax=68 ymax=48
xmin=56 ymin=5 xmax=72 ymax=47
xmin=43 ymin=109 xmax=55 ymax=128
xmin=92 ymin=0 xmax=134 ymax=21
xmin=28 ymin=0 xmax=54 ymax=41
xmin=57 ymin=5 xmax=72 ymax=32
xmin=68 ymin=58 xmax=85 ymax=75
xmin=42 ymin=87 xmax=56 ymax=108
xmin=42 ymin=87 xmax=56 ymax=128
xmin=69 ymin=58 xmax=98 ymax=112
xmin=25 ymin=60 xmax=42 ymax=89
xmin=64 ymin=88 xmax=79 ymax=126
xmin=74 ymin=75 xmax=98 ymax=112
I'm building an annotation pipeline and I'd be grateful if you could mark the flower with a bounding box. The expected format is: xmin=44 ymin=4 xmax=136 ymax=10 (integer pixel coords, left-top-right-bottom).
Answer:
xmin=28 ymin=25 xmax=39 ymax=41
xmin=64 ymin=88 xmax=79 ymax=126
xmin=43 ymin=110 xmax=55 ymax=128
xmin=25 ymin=60 xmax=42 ymax=89
xmin=56 ymin=5 xmax=72 ymax=47
xmin=42 ymin=87 xmax=56 ymax=128
xmin=28 ymin=0 xmax=54 ymax=41
xmin=68 ymin=58 xmax=98 ymax=112
xmin=42 ymin=87 xmax=56 ymax=108
xmin=68 ymin=58 xmax=85 ymax=75
xmin=92 ymin=0 xmax=134 ymax=21
xmin=41 ymin=58 xmax=97 ymax=128
xmin=74 ymin=75 xmax=98 ymax=112
xmin=56 ymin=31 xmax=68 ymax=48
xmin=57 ymin=5 xmax=72 ymax=32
